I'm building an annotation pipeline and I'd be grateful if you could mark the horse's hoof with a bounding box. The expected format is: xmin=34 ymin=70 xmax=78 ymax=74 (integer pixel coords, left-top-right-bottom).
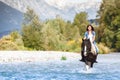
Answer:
xmin=79 ymin=59 xmax=85 ymax=62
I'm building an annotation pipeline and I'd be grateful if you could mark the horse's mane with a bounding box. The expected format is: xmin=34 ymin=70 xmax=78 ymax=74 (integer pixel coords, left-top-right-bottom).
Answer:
xmin=81 ymin=39 xmax=91 ymax=52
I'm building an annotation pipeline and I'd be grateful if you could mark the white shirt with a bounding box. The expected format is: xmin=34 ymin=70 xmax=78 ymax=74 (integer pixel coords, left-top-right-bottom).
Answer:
xmin=88 ymin=34 xmax=93 ymax=43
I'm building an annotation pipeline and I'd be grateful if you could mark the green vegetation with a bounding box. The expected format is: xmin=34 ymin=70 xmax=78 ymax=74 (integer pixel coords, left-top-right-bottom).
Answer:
xmin=1 ymin=1 xmax=120 ymax=53
xmin=21 ymin=8 xmax=83 ymax=52
xmin=98 ymin=43 xmax=110 ymax=54
xmin=0 ymin=31 xmax=27 ymax=50
xmin=73 ymin=12 xmax=89 ymax=36
xmin=22 ymin=8 xmax=44 ymax=50
xmin=61 ymin=56 xmax=67 ymax=60
xmin=97 ymin=0 xmax=120 ymax=51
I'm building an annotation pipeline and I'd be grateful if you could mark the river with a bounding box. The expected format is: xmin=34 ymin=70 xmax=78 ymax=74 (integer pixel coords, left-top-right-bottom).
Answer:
xmin=0 ymin=53 xmax=120 ymax=80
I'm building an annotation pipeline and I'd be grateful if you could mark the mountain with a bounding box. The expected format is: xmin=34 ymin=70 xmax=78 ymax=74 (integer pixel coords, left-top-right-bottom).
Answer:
xmin=0 ymin=0 xmax=101 ymax=37
xmin=0 ymin=0 xmax=101 ymax=20
xmin=0 ymin=1 xmax=23 ymax=37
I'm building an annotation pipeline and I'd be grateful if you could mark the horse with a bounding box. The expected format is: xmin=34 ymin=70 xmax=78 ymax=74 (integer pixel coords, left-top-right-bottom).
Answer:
xmin=80 ymin=39 xmax=98 ymax=70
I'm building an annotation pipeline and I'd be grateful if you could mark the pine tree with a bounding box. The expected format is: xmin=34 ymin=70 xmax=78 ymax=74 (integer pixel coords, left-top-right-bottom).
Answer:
xmin=22 ymin=8 xmax=44 ymax=50
xmin=73 ymin=12 xmax=89 ymax=37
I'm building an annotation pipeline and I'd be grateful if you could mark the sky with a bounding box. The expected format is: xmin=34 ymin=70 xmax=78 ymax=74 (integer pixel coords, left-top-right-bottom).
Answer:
xmin=46 ymin=0 xmax=102 ymax=3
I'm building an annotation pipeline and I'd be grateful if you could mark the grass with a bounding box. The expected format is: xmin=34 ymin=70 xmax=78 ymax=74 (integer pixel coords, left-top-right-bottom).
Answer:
xmin=61 ymin=56 xmax=67 ymax=60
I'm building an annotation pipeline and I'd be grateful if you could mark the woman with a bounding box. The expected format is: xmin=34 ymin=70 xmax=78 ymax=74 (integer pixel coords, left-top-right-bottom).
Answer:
xmin=80 ymin=24 xmax=99 ymax=62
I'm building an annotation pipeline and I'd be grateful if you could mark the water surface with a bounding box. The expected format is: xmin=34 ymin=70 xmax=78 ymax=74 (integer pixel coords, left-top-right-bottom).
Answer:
xmin=0 ymin=53 xmax=120 ymax=80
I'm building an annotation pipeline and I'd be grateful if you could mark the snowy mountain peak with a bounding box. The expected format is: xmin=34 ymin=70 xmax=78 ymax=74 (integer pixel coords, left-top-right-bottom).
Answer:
xmin=45 ymin=0 xmax=101 ymax=10
xmin=0 ymin=0 xmax=101 ymax=21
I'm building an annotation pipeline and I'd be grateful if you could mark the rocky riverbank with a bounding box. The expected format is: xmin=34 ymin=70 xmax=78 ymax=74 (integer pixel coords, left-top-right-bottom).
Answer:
xmin=0 ymin=51 xmax=81 ymax=63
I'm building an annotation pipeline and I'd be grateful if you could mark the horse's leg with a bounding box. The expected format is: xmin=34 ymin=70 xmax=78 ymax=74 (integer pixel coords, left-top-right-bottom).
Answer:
xmin=85 ymin=61 xmax=91 ymax=70
xmin=80 ymin=51 xmax=85 ymax=61
xmin=91 ymin=62 xmax=94 ymax=68
xmin=88 ymin=62 xmax=92 ymax=68
xmin=95 ymin=54 xmax=98 ymax=63
xmin=85 ymin=61 xmax=89 ymax=70
xmin=85 ymin=64 xmax=90 ymax=70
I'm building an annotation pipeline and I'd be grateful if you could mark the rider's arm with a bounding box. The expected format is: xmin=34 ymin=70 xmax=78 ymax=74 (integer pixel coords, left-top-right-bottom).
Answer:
xmin=84 ymin=32 xmax=87 ymax=40
xmin=92 ymin=31 xmax=96 ymax=42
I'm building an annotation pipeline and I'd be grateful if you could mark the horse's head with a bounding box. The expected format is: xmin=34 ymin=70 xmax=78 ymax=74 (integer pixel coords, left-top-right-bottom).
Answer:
xmin=81 ymin=39 xmax=91 ymax=55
